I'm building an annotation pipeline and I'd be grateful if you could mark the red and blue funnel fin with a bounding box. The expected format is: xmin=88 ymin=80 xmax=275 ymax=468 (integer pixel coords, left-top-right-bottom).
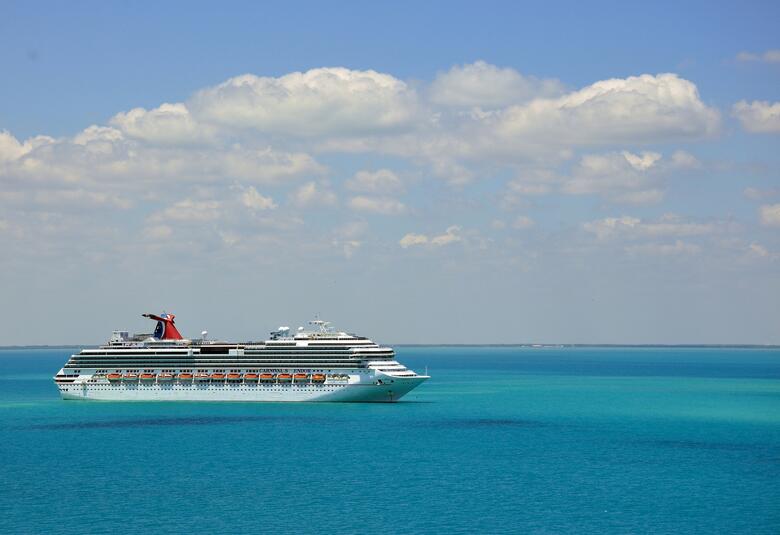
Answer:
xmin=142 ymin=313 xmax=183 ymax=340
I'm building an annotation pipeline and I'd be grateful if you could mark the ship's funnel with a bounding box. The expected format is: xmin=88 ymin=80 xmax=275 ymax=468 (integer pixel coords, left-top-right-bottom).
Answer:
xmin=142 ymin=313 xmax=184 ymax=340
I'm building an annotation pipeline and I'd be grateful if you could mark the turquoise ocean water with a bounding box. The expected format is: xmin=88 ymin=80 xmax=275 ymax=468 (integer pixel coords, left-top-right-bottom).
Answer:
xmin=0 ymin=346 xmax=778 ymax=534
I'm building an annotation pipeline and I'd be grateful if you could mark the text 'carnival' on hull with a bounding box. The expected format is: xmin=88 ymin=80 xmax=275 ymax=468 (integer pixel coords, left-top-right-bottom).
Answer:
xmin=54 ymin=313 xmax=428 ymax=403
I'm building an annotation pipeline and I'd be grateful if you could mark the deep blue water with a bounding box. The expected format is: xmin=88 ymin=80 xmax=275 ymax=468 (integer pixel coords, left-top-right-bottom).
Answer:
xmin=1 ymin=346 xmax=779 ymax=534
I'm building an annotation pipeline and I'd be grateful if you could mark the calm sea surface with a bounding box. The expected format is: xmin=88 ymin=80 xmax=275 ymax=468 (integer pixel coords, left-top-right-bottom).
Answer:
xmin=1 ymin=346 xmax=778 ymax=534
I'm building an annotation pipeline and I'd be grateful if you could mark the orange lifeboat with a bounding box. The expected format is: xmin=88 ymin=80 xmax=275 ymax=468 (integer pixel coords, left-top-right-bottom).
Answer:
xmin=140 ymin=373 xmax=156 ymax=381
xmin=259 ymin=373 xmax=275 ymax=382
xmin=122 ymin=373 xmax=138 ymax=381
xmin=227 ymin=373 xmax=241 ymax=380
xmin=158 ymin=373 xmax=174 ymax=381
xmin=312 ymin=374 xmax=326 ymax=383
xmin=293 ymin=373 xmax=309 ymax=382
xmin=195 ymin=373 xmax=211 ymax=381
xmin=210 ymin=373 xmax=225 ymax=381
xmin=178 ymin=373 xmax=194 ymax=381
xmin=277 ymin=373 xmax=292 ymax=382
xmin=244 ymin=373 xmax=259 ymax=381
xmin=107 ymin=373 xmax=122 ymax=381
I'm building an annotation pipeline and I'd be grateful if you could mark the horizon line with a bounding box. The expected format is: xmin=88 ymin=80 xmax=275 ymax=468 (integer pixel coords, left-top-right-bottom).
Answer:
xmin=1 ymin=343 xmax=779 ymax=350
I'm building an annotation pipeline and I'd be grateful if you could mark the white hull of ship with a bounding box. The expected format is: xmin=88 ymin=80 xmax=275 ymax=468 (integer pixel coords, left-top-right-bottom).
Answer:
xmin=57 ymin=373 xmax=426 ymax=403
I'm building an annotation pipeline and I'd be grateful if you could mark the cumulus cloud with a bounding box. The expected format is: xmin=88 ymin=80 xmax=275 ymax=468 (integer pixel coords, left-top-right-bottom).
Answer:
xmin=759 ymin=204 xmax=780 ymax=226
xmin=736 ymin=50 xmax=780 ymax=63
xmin=110 ymin=103 xmax=214 ymax=144
xmin=1 ymin=130 xmax=37 ymax=162
xmin=345 ymin=168 xmax=404 ymax=193
xmin=290 ymin=181 xmax=337 ymax=207
xmin=0 ymin=128 xmax=323 ymax=189
xmin=189 ymin=67 xmax=419 ymax=137
xmin=733 ymin=100 xmax=780 ymax=133
xmin=0 ymin=63 xmax=735 ymax=266
xmin=399 ymin=225 xmax=462 ymax=248
xmin=494 ymin=73 xmax=720 ymax=147
xmin=503 ymin=148 xmax=696 ymax=205
xmin=348 ymin=196 xmax=405 ymax=215
xmin=399 ymin=233 xmax=429 ymax=248
xmin=431 ymin=226 xmax=462 ymax=245
xmin=429 ymin=60 xmax=564 ymax=108
xmin=241 ymin=186 xmax=277 ymax=211
xmin=561 ymin=151 xmax=664 ymax=203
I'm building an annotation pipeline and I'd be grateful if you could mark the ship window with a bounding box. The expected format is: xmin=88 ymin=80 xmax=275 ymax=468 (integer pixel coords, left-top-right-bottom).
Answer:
xmin=200 ymin=346 xmax=230 ymax=355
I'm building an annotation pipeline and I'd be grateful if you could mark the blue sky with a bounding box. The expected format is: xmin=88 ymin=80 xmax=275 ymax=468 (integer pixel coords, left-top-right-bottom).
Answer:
xmin=0 ymin=1 xmax=778 ymax=344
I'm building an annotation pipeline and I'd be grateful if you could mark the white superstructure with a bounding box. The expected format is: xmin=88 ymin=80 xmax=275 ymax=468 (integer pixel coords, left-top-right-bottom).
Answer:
xmin=54 ymin=313 xmax=428 ymax=402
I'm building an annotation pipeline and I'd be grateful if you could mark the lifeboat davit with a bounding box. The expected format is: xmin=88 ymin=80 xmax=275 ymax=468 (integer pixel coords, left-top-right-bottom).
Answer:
xmin=158 ymin=373 xmax=174 ymax=381
xmin=140 ymin=373 xmax=156 ymax=381
xmin=312 ymin=374 xmax=326 ymax=383
xmin=293 ymin=373 xmax=309 ymax=382
xmin=259 ymin=373 xmax=275 ymax=382
xmin=227 ymin=373 xmax=241 ymax=380
xmin=178 ymin=373 xmax=194 ymax=381
xmin=277 ymin=373 xmax=292 ymax=382
xmin=195 ymin=373 xmax=211 ymax=381
xmin=122 ymin=373 xmax=138 ymax=381
xmin=244 ymin=373 xmax=259 ymax=381
xmin=210 ymin=373 xmax=225 ymax=381
xmin=107 ymin=373 xmax=122 ymax=381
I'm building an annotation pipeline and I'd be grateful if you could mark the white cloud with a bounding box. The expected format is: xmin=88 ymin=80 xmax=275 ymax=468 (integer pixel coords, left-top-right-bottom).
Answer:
xmin=625 ymin=240 xmax=701 ymax=256
xmin=562 ymin=151 xmax=663 ymax=202
xmin=736 ymin=50 xmax=780 ymax=63
xmin=495 ymin=73 xmax=720 ymax=146
xmin=148 ymin=199 xmax=222 ymax=223
xmin=431 ymin=225 xmax=462 ymax=246
xmin=0 ymin=128 xmax=323 ymax=189
xmin=110 ymin=103 xmax=214 ymax=144
xmin=583 ymin=214 xmax=713 ymax=240
xmin=623 ymin=151 xmax=662 ymax=170
xmin=670 ymin=150 xmax=702 ymax=169
xmin=290 ymin=181 xmax=337 ymax=207
xmin=190 ymin=67 xmax=419 ymax=137
xmin=582 ymin=216 xmax=641 ymax=240
xmin=305 ymin=69 xmax=719 ymax=183
xmin=241 ymin=187 xmax=277 ymax=211
xmin=345 ymin=169 xmax=404 ymax=193
xmin=0 ymin=130 xmax=33 ymax=162
xmin=399 ymin=225 xmax=462 ymax=248
xmin=348 ymin=196 xmax=405 ymax=215
xmin=399 ymin=233 xmax=429 ymax=248
xmin=430 ymin=60 xmax=564 ymax=108
xmin=733 ymin=100 xmax=780 ymax=133
xmin=759 ymin=204 xmax=780 ymax=226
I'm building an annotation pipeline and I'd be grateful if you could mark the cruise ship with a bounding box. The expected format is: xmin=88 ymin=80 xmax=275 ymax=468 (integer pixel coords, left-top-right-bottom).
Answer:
xmin=54 ymin=313 xmax=428 ymax=402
